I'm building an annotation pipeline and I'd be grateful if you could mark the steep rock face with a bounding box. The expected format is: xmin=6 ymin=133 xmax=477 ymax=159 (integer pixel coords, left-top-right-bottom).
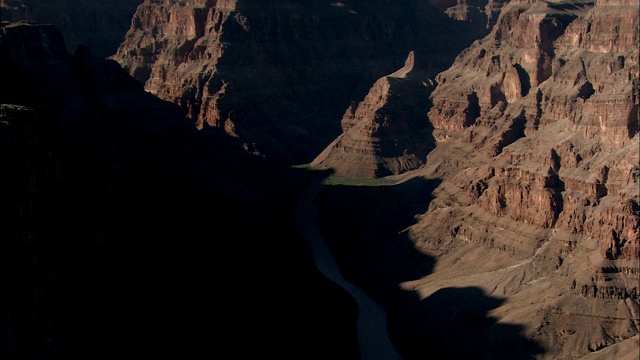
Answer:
xmin=0 ymin=0 xmax=142 ymax=58
xmin=310 ymin=52 xmax=436 ymax=178
xmin=427 ymin=0 xmax=638 ymax=253
xmin=440 ymin=0 xmax=509 ymax=30
xmin=310 ymin=1 xmax=639 ymax=359
xmin=396 ymin=0 xmax=639 ymax=358
xmin=476 ymin=166 xmax=564 ymax=228
xmin=307 ymin=1 xmax=511 ymax=177
xmin=1 ymin=22 xmax=358 ymax=359
xmin=112 ymin=0 xmax=488 ymax=163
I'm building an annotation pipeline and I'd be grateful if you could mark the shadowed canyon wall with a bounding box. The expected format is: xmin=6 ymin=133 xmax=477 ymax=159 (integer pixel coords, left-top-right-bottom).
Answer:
xmin=0 ymin=0 xmax=143 ymax=58
xmin=1 ymin=21 xmax=359 ymax=359
xmin=112 ymin=0 xmax=495 ymax=163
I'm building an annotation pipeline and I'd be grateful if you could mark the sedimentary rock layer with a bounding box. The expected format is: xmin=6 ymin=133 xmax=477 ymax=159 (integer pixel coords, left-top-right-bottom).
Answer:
xmin=426 ymin=0 xmax=638 ymax=256
xmin=311 ymin=51 xmax=436 ymax=178
xmin=406 ymin=0 xmax=639 ymax=357
xmin=112 ymin=0 xmax=489 ymax=162
xmin=313 ymin=1 xmax=638 ymax=359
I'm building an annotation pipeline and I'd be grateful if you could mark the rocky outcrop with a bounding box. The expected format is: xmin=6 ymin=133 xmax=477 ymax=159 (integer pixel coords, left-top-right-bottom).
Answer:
xmin=112 ymin=0 xmax=490 ymax=163
xmin=0 ymin=0 xmax=142 ymax=58
xmin=310 ymin=52 xmax=435 ymax=178
xmin=476 ymin=166 xmax=564 ymax=228
xmin=425 ymin=0 xmax=639 ymax=260
xmin=439 ymin=0 xmax=509 ymax=30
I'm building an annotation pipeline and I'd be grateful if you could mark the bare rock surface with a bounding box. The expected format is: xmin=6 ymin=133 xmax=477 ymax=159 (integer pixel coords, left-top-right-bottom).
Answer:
xmin=310 ymin=51 xmax=436 ymax=178
xmin=3 ymin=1 xmax=639 ymax=359
xmin=112 ymin=0 xmax=491 ymax=163
xmin=315 ymin=1 xmax=639 ymax=359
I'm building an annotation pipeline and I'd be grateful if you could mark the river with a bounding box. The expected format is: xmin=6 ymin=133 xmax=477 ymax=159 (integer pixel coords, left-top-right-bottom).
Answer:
xmin=295 ymin=181 xmax=403 ymax=360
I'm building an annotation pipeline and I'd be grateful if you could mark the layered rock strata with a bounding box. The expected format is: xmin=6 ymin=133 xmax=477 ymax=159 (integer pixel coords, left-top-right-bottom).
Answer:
xmin=426 ymin=0 xmax=639 ymax=257
xmin=310 ymin=51 xmax=436 ymax=178
xmin=314 ymin=1 xmax=638 ymax=359
xmin=112 ymin=0 xmax=490 ymax=163
xmin=414 ymin=0 xmax=639 ymax=357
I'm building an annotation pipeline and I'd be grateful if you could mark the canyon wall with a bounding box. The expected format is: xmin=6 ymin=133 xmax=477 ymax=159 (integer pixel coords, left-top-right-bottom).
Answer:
xmin=3 ymin=1 xmax=639 ymax=359
xmin=1 ymin=21 xmax=359 ymax=359
xmin=0 ymin=0 xmax=142 ymax=58
xmin=112 ymin=0 xmax=491 ymax=163
xmin=425 ymin=0 xmax=638 ymax=260
xmin=313 ymin=1 xmax=638 ymax=358
xmin=412 ymin=0 xmax=639 ymax=357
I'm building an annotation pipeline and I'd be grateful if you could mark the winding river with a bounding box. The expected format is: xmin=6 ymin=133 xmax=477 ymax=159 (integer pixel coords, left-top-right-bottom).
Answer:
xmin=295 ymin=181 xmax=403 ymax=360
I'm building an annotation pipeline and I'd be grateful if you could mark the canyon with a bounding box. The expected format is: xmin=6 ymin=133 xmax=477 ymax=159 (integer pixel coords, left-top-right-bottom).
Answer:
xmin=315 ymin=0 xmax=639 ymax=358
xmin=110 ymin=0 xmax=498 ymax=163
xmin=2 ymin=0 xmax=639 ymax=359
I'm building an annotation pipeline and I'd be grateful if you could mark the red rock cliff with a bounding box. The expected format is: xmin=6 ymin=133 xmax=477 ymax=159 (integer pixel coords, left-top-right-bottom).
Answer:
xmin=112 ymin=0 xmax=489 ymax=162
xmin=311 ymin=51 xmax=437 ymax=178
xmin=401 ymin=1 xmax=639 ymax=357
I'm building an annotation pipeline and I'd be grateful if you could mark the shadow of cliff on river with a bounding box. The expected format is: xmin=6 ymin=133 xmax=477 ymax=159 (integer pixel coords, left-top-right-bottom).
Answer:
xmin=315 ymin=176 xmax=546 ymax=359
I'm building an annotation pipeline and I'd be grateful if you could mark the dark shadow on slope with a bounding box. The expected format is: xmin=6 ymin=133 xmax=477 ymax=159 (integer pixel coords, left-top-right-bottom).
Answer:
xmin=490 ymin=110 xmax=527 ymax=156
xmin=388 ymin=287 xmax=546 ymax=360
xmin=87 ymin=159 xmax=360 ymax=360
xmin=0 ymin=0 xmax=141 ymax=58
xmin=315 ymin=177 xmax=546 ymax=359
xmin=316 ymin=177 xmax=440 ymax=298
xmin=1 ymin=24 xmax=360 ymax=360
xmin=513 ymin=63 xmax=531 ymax=97
xmin=629 ymin=102 xmax=639 ymax=138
